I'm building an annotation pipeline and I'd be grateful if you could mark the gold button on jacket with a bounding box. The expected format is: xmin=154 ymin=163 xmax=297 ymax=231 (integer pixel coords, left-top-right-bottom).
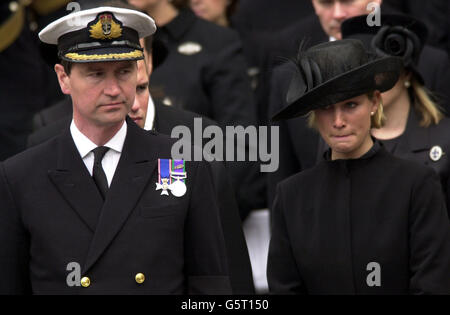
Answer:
xmin=135 ymin=273 xmax=145 ymax=284
xmin=81 ymin=277 xmax=91 ymax=288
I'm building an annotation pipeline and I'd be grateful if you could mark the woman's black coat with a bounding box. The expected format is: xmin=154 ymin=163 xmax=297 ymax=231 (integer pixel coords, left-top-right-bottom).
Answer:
xmin=268 ymin=143 xmax=450 ymax=294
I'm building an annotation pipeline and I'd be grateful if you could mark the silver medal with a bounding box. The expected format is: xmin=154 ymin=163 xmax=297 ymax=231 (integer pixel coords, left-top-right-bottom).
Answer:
xmin=169 ymin=180 xmax=187 ymax=197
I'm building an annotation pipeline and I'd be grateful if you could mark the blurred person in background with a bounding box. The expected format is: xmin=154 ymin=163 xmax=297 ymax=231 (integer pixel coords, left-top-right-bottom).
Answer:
xmin=341 ymin=14 xmax=450 ymax=217
xmin=190 ymin=0 xmax=237 ymax=27
xmin=0 ymin=0 xmax=71 ymax=160
xmin=128 ymin=0 xmax=256 ymax=128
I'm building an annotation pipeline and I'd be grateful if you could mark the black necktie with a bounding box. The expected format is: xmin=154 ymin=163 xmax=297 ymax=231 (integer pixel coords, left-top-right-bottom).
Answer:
xmin=92 ymin=146 xmax=109 ymax=199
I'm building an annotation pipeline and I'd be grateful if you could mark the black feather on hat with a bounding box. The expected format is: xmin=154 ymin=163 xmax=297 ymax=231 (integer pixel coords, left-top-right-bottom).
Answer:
xmin=272 ymin=39 xmax=402 ymax=121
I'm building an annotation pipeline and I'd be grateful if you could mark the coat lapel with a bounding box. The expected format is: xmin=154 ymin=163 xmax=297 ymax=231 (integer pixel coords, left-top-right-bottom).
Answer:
xmin=48 ymin=129 xmax=104 ymax=232
xmin=82 ymin=120 xmax=158 ymax=274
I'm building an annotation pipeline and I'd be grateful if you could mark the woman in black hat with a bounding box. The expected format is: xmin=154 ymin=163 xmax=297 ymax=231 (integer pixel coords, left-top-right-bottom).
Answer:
xmin=268 ymin=39 xmax=450 ymax=294
xmin=341 ymin=14 xmax=450 ymax=213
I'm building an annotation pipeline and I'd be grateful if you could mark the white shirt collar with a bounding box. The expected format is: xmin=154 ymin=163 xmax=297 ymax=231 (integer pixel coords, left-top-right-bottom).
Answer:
xmin=144 ymin=93 xmax=155 ymax=131
xmin=70 ymin=120 xmax=127 ymax=158
xmin=329 ymin=36 xmax=337 ymax=42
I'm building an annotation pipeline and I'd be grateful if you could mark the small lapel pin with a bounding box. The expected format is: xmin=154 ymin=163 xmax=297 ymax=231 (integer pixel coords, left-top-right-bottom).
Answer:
xmin=178 ymin=42 xmax=202 ymax=55
xmin=429 ymin=145 xmax=443 ymax=162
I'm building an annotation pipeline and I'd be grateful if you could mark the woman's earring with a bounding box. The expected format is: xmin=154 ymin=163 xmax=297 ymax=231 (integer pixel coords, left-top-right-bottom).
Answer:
xmin=404 ymin=80 xmax=411 ymax=88
xmin=371 ymin=112 xmax=375 ymax=116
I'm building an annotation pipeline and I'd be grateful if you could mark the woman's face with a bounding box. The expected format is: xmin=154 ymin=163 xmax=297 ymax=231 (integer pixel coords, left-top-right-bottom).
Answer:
xmin=190 ymin=0 xmax=229 ymax=24
xmin=314 ymin=93 xmax=379 ymax=159
xmin=128 ymin=0 xmax=164 ymax=11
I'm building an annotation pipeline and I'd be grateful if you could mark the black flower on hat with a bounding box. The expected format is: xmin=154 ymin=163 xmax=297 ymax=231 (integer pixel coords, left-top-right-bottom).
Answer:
xmin=341 ymin=14 xmax=428 ymax=84
xmin=371 ymin=25 xmax=422 ymax=69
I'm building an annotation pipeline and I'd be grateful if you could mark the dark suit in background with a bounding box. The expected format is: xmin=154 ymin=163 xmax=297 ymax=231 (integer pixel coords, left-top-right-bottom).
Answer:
xmin=152 ymin=8 xmax=256 ymax=128
xmin=231 ymin=0 xmax=314 ymax=34
xmin=0 ymin=3 xmax=46 ymax=160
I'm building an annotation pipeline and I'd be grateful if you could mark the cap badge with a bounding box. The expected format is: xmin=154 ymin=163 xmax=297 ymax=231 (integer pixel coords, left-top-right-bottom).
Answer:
xmin=89 ymin=13 xmax=122 ymax=40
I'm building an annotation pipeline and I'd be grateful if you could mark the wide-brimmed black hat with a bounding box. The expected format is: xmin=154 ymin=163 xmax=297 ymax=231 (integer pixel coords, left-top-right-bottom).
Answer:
xmin=341 ymin=14 xmax=428 ymax=84
xmin=39 ymin=6 xmax=156 ymax=63
xmin=272 ymin=39 xmax=402 ymax=121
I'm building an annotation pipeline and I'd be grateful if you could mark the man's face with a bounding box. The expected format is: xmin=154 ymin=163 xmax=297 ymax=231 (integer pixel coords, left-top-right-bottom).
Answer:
xmin=129 ymin=60 xmax=150 ymax=128
xmin=312 ymin=0 xmax=381 ymax=39
xmin=190 ymin=0 xmax=229 ymax=25
xmin=55 ymin=60 xmax=137 ymax=129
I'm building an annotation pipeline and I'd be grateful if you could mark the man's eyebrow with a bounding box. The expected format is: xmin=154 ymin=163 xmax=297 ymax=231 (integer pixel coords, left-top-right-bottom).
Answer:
xmin=117 ymin=62 xmax=135 ymax=70
xmin=137 ymin=81 xmax=150 ymax=87
xmin=83 ymin=65 xmax=104 ymax=72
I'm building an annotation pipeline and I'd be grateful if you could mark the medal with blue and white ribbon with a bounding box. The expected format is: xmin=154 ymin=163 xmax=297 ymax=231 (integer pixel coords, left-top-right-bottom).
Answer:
xmin=156 ymin=159 xmax=170 ymax=195
xmin=156 ymin=159 xmax=187 ymax=197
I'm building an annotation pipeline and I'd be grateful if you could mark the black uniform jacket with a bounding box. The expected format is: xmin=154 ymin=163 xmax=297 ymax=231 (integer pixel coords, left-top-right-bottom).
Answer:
xmin=28 ymin=102 xmax=255 ymax=294
xmin=151 ymin=9 xmax=256 ymax=127
xmin=32 ymin=95 xmax=266 ymax=218
xmin=0 ymin=119 xmax=232 ymax=294
xmin=268 ymin=142 xmax=450 ymax=294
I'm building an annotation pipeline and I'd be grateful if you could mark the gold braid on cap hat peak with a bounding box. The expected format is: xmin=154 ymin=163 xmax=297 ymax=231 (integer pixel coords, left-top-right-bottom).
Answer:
xmin=65 ymin=49 xmax=143 ymax=61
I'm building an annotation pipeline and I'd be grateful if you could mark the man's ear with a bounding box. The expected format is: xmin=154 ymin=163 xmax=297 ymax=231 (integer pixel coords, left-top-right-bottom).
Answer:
xmin=54 ymin=64 xmax=71 ymax=95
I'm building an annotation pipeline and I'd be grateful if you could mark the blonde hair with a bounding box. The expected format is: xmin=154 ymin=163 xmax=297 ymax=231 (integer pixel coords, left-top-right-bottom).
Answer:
xmin=307 ymin=92 xmax=386 ymax=129
xmin=410 ymin=77 xmax=444 ymax=127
